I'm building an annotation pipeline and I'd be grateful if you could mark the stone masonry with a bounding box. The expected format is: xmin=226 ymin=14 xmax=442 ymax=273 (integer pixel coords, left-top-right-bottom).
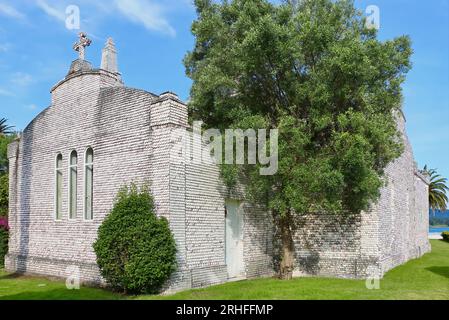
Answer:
xmin=290 ymin=112 xmax=430 ymax=279
xmin=5 ymin=35 xmax=430 ymax=291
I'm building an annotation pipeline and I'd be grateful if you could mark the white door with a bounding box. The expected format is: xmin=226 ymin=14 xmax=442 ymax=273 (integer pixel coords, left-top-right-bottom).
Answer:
xmin=225 ymin=200 xmax=245 ymax=279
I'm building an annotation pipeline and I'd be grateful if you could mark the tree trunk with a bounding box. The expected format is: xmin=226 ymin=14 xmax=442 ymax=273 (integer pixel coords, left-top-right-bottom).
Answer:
xmin=279 ymin=212 xmax=295 ymax=280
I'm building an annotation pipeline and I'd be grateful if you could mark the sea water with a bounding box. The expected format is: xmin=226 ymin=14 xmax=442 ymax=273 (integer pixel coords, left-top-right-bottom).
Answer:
xmin=429 ymin=227 xmax=449 ymax=234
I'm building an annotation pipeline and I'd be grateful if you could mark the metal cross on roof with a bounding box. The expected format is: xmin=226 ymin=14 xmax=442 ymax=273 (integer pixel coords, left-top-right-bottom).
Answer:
xmin=73 ymin=32 xmax=92 ymax=60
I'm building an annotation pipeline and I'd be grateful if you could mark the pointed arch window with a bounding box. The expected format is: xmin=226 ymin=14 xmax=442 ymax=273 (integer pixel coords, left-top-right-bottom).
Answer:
xmin=55 ymin=154 xmax=63 ymax=220
xmin=69 ymin=151 xmax=78 ymax=219
xmin=84 ymin=148 xmax=94 ymax=220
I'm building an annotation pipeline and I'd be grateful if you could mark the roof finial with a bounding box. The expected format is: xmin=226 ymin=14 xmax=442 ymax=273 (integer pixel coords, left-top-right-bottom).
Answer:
xmin=101 ymin=37 xmax=118 ymax=74
xmin=73 ymin=32 xmax=92 ymax=60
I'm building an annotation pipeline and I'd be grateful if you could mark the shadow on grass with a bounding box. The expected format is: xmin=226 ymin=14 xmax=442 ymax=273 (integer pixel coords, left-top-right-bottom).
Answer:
xmin=0 ymin=272 xmax=25 ymax=280
xmin=425 ymin=266 xmax=449 ymax=279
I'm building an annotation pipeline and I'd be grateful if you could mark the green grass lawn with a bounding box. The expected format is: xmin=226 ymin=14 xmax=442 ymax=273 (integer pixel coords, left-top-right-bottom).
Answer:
xmin=0 ymin=271 xmax=121 ymax=300
xmin=1 ymin=240 xmax=449 ymax=300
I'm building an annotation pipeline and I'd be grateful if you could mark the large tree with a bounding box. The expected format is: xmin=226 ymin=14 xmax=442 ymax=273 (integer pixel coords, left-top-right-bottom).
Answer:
xmin=185 ymin=0 xmax=412 ymax=279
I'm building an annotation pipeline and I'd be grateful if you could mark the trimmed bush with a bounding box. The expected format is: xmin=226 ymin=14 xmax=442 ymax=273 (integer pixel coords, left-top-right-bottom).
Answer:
xmin=0 ymin=227 xmax=8 ymax=267
xmin=93 ymin=185 xmax=177 ymax=294
xmin=442 ymin=231 xmax=449 ymax=243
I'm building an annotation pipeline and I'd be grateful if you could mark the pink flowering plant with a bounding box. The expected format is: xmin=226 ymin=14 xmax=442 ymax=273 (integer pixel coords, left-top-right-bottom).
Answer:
xmin=0 ymin=217 xmax=8 ymax=231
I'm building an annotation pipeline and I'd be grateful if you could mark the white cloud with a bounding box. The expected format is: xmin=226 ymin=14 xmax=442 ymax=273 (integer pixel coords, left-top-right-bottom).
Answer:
xmin=0 ymin=88 xmax=13 ymax=96
xmin=33 ymin=0 xmax=178 ymax=37
xmin=27 ymin=104 xmax=37 ymax=111
xmin=0 ymin=2 xmax=25 ymax=19
xmin=36 ymin=0 xmax=65 ymax=22
xmin=0 ymin=43 xmax=10 ymax=52
xmin=11 ymin=72 xmax=33 ymax=86
xmin=114 ymin=0 xmax=176 ymax=37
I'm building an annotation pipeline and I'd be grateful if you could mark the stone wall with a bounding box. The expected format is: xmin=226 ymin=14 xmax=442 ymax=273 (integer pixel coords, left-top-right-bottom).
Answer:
xmin=290 ymin=112 xmax=431 ymax=279
xmin=412 ymin=173 xmax=431 ymax=258
xmin=164 ymin=128 xmax=274 ymax=291
xmin=5 ymin=69 xmax=274 ymax=291
xmin=373 ymin=113 xmax=431 ymax=274
xmin=5 ymin=68 xmax=156 ymax=284
xmin=5 ymin=64 xmax=429 ymax=290
xmin=290 ymin=213 xmax=363 ymax=278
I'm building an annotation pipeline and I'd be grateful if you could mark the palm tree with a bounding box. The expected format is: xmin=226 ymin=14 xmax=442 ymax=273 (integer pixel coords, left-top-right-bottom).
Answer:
xmin=422 ymin=165 xmax=448 ymax=213
xmin=0 ymin=118 xmax=13 ymax=136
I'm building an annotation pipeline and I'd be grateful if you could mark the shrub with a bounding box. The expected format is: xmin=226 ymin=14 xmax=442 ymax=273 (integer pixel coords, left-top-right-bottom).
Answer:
xmin=442 ymin=231 xmax=449 ymax=243
xmin=0 ymin=174 xmax=8 ymax=217
xmin=0 ymin=217 xmax=7 ymax=231
xmin=93 ymin=185 xmax=177 ymax=294
xmin=0 ymin=227 xmax=8 ymax=267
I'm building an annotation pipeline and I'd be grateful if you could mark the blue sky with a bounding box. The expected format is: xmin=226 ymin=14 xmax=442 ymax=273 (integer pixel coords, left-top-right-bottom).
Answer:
xmin=0 ymin=0 xmax=448 ymax=179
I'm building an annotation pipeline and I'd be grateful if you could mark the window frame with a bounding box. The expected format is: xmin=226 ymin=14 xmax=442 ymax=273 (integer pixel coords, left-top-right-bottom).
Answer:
xmin=54 ymin=153 xmax=63 ymax=221
xmin=68 ymin=150 xmax=78 ymax=220
xmin=83 ymin=147 xmax=94 ymax=221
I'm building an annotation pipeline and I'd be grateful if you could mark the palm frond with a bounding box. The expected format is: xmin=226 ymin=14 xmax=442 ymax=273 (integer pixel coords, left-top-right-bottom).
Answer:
xmin=0 ymin=118 xmax=14 ymax=136
xmin=424 ymin=165 xmax=449 ymax=212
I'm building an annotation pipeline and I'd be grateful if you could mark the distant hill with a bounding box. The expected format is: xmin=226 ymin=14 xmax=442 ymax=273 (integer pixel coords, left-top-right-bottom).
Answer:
xmin=429 ymin=210 xmax=449 ymax=226
xmin=429 ymin=210 xmax=449 ymax=218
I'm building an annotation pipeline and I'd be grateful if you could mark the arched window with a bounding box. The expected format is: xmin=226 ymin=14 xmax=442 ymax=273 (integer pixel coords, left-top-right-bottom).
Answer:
xmin=55 ymin=154 xmax=63 ymax=220
xmin=84 ymin=148 xmax=94 ymax=220
xmin=69 ymin=151 xmax=78 ymax=219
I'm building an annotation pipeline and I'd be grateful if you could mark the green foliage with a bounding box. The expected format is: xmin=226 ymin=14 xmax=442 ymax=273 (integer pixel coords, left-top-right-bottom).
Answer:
xmin=0 ymin=133 xmax=16 ymax=174
xmin=93 ymin=185 xmax=177 ymax=294
xmin=0 ymin=228 xmax=7 ymax=266
xmin=0 ymin=133 xmax=18 ymax=218
xmin=422 ymin=165 xmax=448 ymax=212
xmin=0 ymin=175 xmax=8 ymax=217
xmin=185 ymin=0 xmax=411 ymax=216
xmin=442 ymin=231 xmax=449 ymax=243
xmin=0 ymin=118 xmax=13 ymax=137
xmin=0 ymin=133 xmax=17 ymax=218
